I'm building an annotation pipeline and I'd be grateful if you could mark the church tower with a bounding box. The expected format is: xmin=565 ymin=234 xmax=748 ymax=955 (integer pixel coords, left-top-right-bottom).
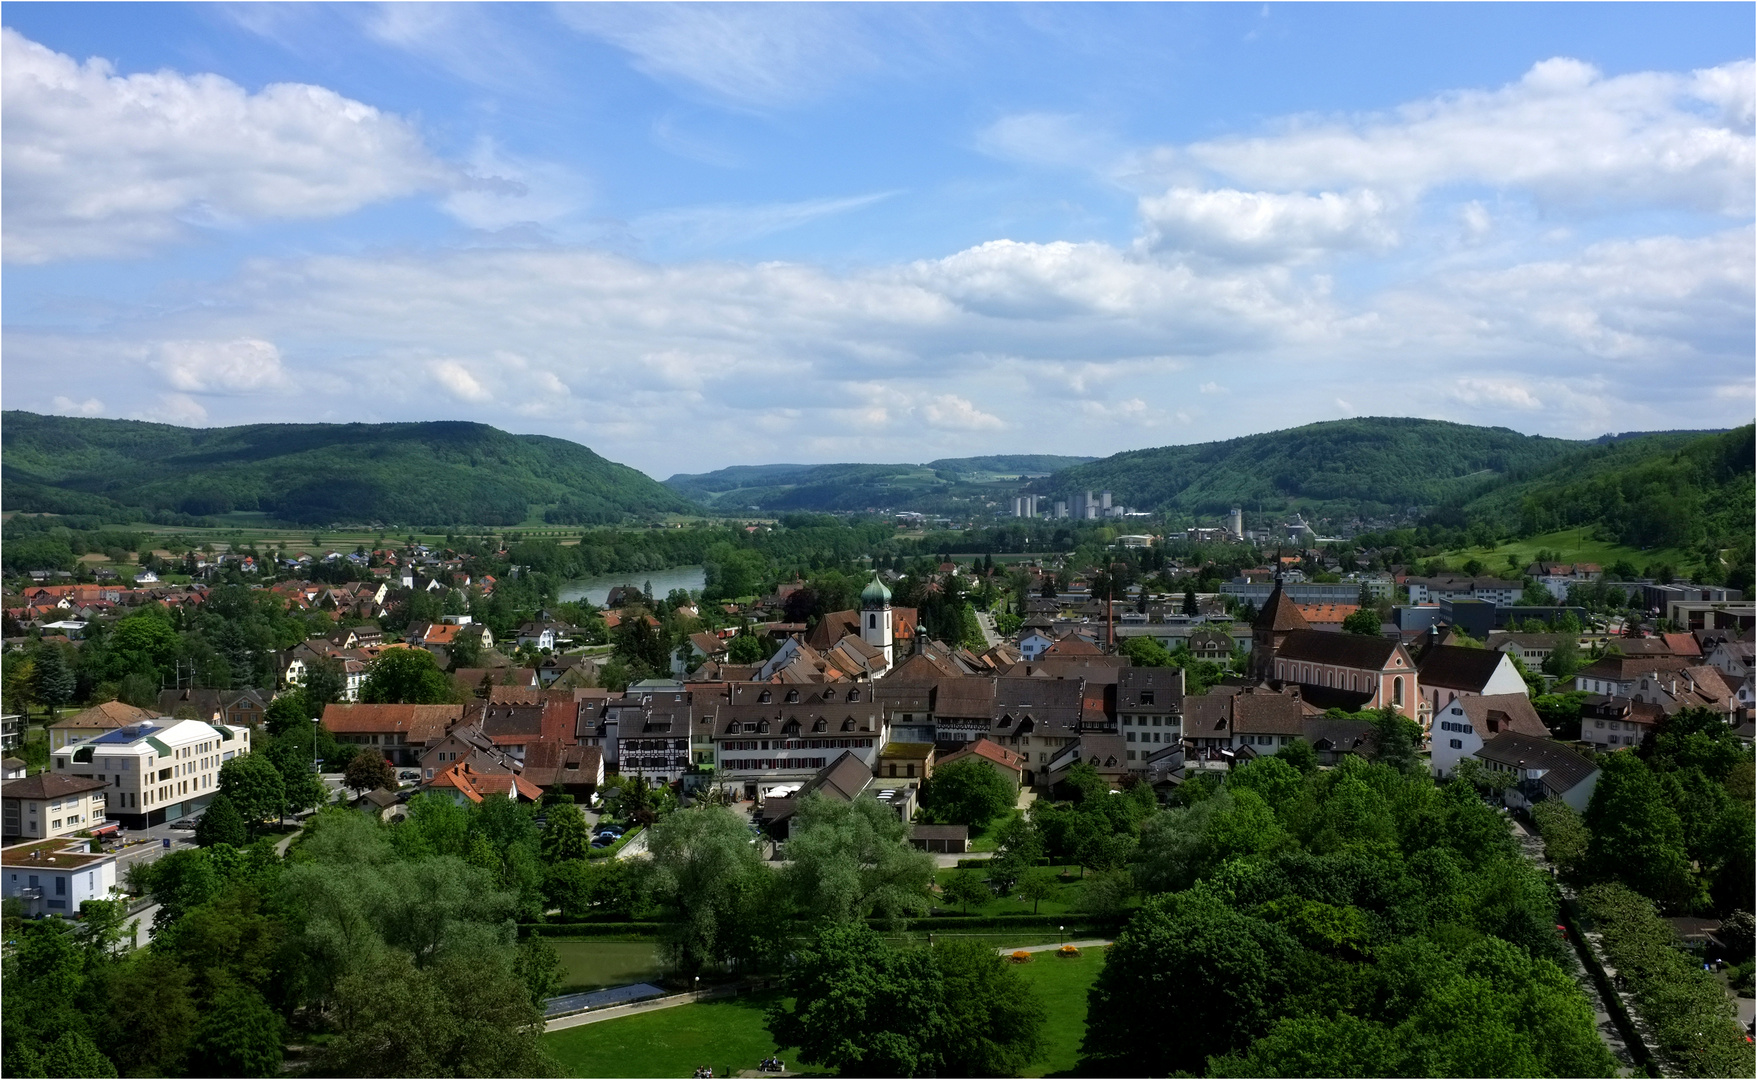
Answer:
xmin=861 ymin=572 xmax=894 ymax=670
xmin=1251 ymin=573 xmax=1310 ymax=682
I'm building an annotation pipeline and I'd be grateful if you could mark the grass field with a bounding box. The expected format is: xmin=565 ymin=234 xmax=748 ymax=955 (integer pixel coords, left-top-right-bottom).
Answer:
xmin=1013 ymin=947 xmax=1106 ymax=1078
xmin=1438 ymin=527 xmax=1695 ymax=575
xmin=541 ymin=944 xmax=1107 ymax=1079
xmin=934 ymin=865 xmax=1090 ymax=918
xmin=544 ymin=990 xmax=793 ymax=1079
xmin=553 ymin=939 xmax=664 ymax=993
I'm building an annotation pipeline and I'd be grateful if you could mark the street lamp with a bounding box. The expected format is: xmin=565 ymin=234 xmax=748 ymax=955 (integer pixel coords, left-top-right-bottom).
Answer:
xmin=311 ymin=717 xmax=320 ymax=776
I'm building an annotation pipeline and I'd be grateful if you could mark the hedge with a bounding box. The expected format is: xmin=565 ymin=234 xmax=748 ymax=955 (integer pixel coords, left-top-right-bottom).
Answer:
xmin=1579 ymin=883 xmax=1754 ymax=1078
xmin=523 ymin=922 xmax=668 ymax=938
xmin=586 ymin=825 xmax=643 ymax=860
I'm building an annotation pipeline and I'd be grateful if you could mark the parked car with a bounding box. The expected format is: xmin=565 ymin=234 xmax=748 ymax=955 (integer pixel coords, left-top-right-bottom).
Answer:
xmin=590 ymin=836 xmax=614 ymax=848
xmin=397 ymin=770 xmax=420 ymax=782
xmin=170 ymin=817 xmax=200 ymax=830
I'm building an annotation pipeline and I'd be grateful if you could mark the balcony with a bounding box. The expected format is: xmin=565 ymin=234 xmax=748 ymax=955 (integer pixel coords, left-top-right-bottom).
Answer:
xmin=17 ymin=887 xmax=43 ymax=900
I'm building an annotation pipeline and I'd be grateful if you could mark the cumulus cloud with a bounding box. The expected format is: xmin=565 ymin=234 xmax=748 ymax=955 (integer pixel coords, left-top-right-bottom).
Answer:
xmin=0 ymin=29 xmax=449 ymax=262
xmin=1449 ymin=377 xmax=1544 ymax=410
xmin=50 ymin=396 xmax=106 ymax=417
xmin=152 ymin=339 xmax=290 ymax=394
xmin=920 ymin=394 xmax=1004 ymax=431
xmin=1168 ymin=57 xmax=1755 ymax=215
xmin=1137 ymin=187 xmax=1397 ymax=261
xmin=430 ymin=360 xmax=494 ymax=404
xmin=134 ymin=393 xmax=209 ymax=426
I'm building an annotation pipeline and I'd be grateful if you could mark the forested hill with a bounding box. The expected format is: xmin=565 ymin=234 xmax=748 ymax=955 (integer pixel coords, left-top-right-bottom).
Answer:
xmin=0 ymin=412 xmax=693 ymax=526
xmin=1037 ymin=418 xmax=1586 ymax=517
xmin=664 ymin=455 xmax=1094 ymax=512
xmin=1462 ymin=425 xmax=1755 ymax=555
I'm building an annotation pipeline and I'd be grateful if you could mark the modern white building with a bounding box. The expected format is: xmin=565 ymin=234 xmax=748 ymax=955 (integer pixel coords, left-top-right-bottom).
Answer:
xmin=51 ymin=718 xmax=251 ymax=829
xmin=2 ymin=839 xmax=121 ymax=918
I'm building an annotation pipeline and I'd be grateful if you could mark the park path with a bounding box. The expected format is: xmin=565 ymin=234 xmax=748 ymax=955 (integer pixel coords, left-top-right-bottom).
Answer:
xmin=1506 ymin=817 xmax=1642 ymax=1077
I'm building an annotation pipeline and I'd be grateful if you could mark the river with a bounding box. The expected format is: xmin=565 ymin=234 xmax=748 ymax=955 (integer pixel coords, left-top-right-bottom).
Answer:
xmin=558 ymin=565 xmax=706 ymax=607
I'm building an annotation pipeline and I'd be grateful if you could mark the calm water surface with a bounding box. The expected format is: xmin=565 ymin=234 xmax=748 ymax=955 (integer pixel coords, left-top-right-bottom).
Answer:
xmin=558 ymin=565 xmax=706 ymax=606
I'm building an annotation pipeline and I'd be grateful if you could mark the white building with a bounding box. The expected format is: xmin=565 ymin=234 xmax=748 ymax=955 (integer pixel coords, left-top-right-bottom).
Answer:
xmin=52 ymin=718 xmax=251 ymax=829
xmin=2 ymin=840 xmax=121 ymax=918
xmin=2 ymin=773 xmax=109 ymax=841
xmin=1429 ymin=694 xmax=1551 ymax=778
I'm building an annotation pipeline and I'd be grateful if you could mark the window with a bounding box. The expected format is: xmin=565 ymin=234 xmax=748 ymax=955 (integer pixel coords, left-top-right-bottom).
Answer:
xmin=1449 ymin=739 xmax=1463 ymax=749
xmin=1393 ymin=676 xmax=1404 ymax=706
xmin=1140 ymin=690 xmax=1155 ymax=705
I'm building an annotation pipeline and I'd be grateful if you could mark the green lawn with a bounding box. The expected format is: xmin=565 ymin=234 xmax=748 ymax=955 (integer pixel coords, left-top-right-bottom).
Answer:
xmin=552 ymin=939 xmax=664 ymax=993
xmin=1013 ymin=948 xmax=1106 ymax=1078
xmin=934 ymin=865 xmax=1088 ymax=918
xmin=1438 ymin=527 xmax=1694 ymax=576
xmin=544 ymin=990 xmax=793 ymax=1079
xmin=541 ymin=946 xmax=1108 ymax=1079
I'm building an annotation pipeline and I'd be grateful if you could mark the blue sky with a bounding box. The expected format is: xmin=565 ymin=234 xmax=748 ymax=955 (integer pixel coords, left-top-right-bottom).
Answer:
xmin=3 ymin=3 xmax=1752 ymax=479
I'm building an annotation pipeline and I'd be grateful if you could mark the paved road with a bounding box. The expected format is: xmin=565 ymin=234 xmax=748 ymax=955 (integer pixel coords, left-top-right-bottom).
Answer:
xmin=975 ymin=610 xmax=1002 ymax=648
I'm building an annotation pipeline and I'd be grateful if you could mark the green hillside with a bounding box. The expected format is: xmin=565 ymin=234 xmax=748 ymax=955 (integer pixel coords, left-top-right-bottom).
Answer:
xmin=0 ymin=412 xmax=693 ymax=527
xmin=1463 ymin=425 xmax=1755 ymax=555
xmin=1037 ymin=417 xmax=1584 ymax=517
xmin=664 ymin=456 xmax=1094 ymax=513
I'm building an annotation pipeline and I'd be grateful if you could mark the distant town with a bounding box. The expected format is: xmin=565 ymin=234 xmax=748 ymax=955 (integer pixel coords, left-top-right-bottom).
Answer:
xmin=3 ymin=487 xmax=1753 ymax=1077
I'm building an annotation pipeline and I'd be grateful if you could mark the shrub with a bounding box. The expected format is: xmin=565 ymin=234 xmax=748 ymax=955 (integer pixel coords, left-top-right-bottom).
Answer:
xmin=1009 ymin=950 xmax=1032 ymax=964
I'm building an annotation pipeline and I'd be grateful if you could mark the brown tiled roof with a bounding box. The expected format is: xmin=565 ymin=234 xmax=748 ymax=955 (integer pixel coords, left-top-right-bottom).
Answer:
xmin=321 ymin=704 xmax=463 ymax=743
xmin=1474 ymin=731 xmax=1598 ymax=797
xmin=1183 ymin=693 xmax=1232 ymax=735
xmin=48 ymin=700 xmax=154 ymax=730
xmin=1255 ymin=583 xmax=1310 ymax=633
xmin=1117 ymin=666 xmax=1184 ymax=710
xmin=1575 ymin=655 xmax=1691 ymax=682
xmin=938 ymin=737 xmax=1023 ymax=773
xmin=1277 ymin=629 xmax=1403 ymax=670
xmin=1418 ymin=645 xmax=1511 ymax=692
xmin=933 ymin=680 xmax=997 ymax=718
xmin=1042 ymin=633 xmax=1101 ymax=657
xmin=1452 ymin=694 xmax=1549 ymax=739
xmin=1230 ymin=688 xmax=1305 ymax=736
xmin=3 ymin=773 xmax=109 ymax=800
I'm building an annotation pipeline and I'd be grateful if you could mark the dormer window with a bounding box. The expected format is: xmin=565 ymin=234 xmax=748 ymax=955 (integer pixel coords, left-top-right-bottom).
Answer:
xmin=813 ymin=719 xmax=827 ymax=732
xmin=1141 ymin=690 xmax=1155 ymax=705
xmin=759 ymin=690 xmax=772 ymax=703
xmin=846 ymin=689 xmax=860 ymax=702
xmin=757 ymin=720 xmax=770 ymax=734
xmin=842 ymin=718 xmax=855 ymax=731
xmin=786 ymin=690 xmax=799 ymax=703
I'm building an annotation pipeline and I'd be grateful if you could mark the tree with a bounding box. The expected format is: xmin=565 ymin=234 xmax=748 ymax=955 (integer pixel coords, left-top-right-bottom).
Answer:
xmin=727 ymin=632 xmax=765 ymax=664
xmin=217 ymin=754 xmax=285 ymax=835
xmin=921 ymin=758 xmax=1015 ymax=830
xmin=1274 ymin=738 xmax=1318 ymax=775
xmin=194 ymin=794 xmax=247 ymax=848
xmin=644 ymin=805 xmax=778 ymax=973
xmin=539 ymin=803 xmax=591 ymax=864
xmin=189 ymin=986 xmax=282 ymax=1078
xmin=1082 ymin=889 xmax=1297 ymax=1076
xmin=1341 ymin=608 xmax=1382 ymax=636
xmin=1542 ymin=636 xmax=1583 ymax=681
xmin=359 ymin=647 xmax=454 ymax=704
xmin=30 ymin=646 xmax=76 ymax=720
xmin=1370 ymin=708 xmax=1422 ymax=774
xmin=767 ymin=923 xmax=946 ymax=1078
xmin=1584 ymin=752 xmax=1700 ymax=911
xmin=941 ymin=870 xmax=991 ymax=914
xmin=1183 ymin=587 xmax=1199 ymax=617
xmin=935 ymin=938 xmax=1047 ymax=1076
xmin=302 ymin=657 xmax=347 ymax=709
xmin=782 ymin=793 xmax=936 ymax=926
xmin=343 ymin=753 xmax=395 ymax=796
xmin=1016 ymin=868 xmax=1058 ymax=914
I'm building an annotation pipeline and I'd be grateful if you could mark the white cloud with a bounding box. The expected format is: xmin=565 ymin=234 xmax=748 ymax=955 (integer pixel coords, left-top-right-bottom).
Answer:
xmin=440 ymin=140 xmax=585 ymax=233
xmin=920 ymin=394 xmax=1004 ymax=431
xmin=557 ymin=5 xmax=882 ymax=109
xmin=1199 ymin=382 xmax=1227 ymax=394
xmin=0 ymin=29 xmax=449 ymax=262
xmin=1137 ymin=187 xmax=1397 ymax=261
xmin=975 ymin=113 xmax=1118 ymax=169
xmin=152 ymin=339 xmax=290 ymax=394
xmin=1171 ymin=57 xmax=1755 ymax=215
xmin=1449 ymin=377 xmax=1544 ymax=411
xmin=50 ymin=396 xmax=106 ymax=417
xmin=430 ymin=360 xmax=494 ymax=404
xmin=631 ymin=191 xmax=899 ymax=251
xmin=134 ymin=393 xmax=209 ymax=425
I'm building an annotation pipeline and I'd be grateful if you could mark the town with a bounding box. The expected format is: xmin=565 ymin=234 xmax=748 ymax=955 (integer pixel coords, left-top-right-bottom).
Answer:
xmin=3 ymin=490 xmax=1753 ymax=1077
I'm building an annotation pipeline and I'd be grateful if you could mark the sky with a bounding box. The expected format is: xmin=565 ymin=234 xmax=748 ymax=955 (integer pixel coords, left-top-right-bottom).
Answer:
xmin=3 ymin=3 xmax=1753 ymax=480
